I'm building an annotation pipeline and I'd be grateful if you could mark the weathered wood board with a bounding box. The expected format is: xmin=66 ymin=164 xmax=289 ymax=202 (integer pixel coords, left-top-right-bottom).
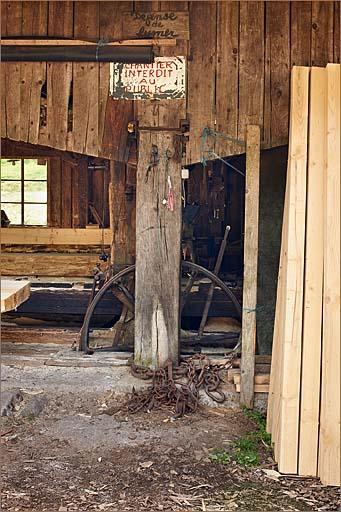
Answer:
xmin=61 ymin=160 xmax=73 ymax=227
xmin=238 ymin=2 xmax=264 ymax=140
xmin=0 ymin=253 xmax=101 ymax=277
xmin=264 ymin=2 xmax=290 ymax=147
xmin=72 ymin=2 xmax=99 ymax=156
xmin=1 ymin=325 xmax=78 ymax=345
xmin=215 ymin=1 xmax=239 ymax=157
xmin=110 ymin=161 xmax=136 ymax=267
xmin=99 ymin=1 xmax=134 ymax=161
xmin=121 ymin=11 xmax=189 ymax=40
xmin=47 ymin=157 xmax=62 ymax=227
xmin=291 ymin=2 xmax=312 ymax=66
xmin=186 ymin=1 xmax=216 ymax=165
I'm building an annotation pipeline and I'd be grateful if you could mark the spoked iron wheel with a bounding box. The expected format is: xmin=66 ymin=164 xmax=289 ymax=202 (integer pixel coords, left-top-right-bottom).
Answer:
xmin=79 ymin=261 xmax=242 ymax=355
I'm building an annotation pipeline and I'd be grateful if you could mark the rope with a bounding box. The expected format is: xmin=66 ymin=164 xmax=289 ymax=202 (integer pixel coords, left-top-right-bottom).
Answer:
xmin=209 ymin=152 xmax=245 ymax=177
xmin=95 ymin=38 xmax=108 ymax=61
xmin=202 ymin=127 xmax=246 ymax=147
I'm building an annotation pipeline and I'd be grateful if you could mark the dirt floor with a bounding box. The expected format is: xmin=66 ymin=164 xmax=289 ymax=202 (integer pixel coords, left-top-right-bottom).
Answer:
xmin=1 ymin=364 xmax=340 ymax=512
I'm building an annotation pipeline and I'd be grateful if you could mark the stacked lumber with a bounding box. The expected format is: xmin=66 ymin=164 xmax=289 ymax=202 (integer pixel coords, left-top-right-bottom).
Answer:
xmin=1 ymin=280 xmax=30 ymax=313
xmin=230 ymin=355 xmax=270 ymax=394
xmin=267 ymin=64 xmax=340 ymax=486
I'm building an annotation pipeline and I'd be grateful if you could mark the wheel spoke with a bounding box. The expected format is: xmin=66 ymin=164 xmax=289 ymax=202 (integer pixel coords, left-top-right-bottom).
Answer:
xmin=180 ymin=271 xmax=198 ymax=313
xmin=111 ymin=284 xmax=135 ymax=312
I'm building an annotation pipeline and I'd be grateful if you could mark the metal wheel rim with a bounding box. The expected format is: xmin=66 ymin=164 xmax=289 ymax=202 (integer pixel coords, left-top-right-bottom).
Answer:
xmin=79 ymin=262 xmax=241 ymax=354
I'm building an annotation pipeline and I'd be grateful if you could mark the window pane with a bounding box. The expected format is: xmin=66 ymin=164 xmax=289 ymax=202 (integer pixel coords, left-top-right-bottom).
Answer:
xmin=2 ymin=203 xmax=21 ymax=225
xmin=0 ymin=159 xmax=21 ymax=179
xmin=24 ymin=159 xmax=47 ymax=180
xmin=1 ymin=181 xmax=21 ymax=202
xmin=24 ymin=204 xmax=47 ymax=225
xmin=24 ymin=181 xmax=47 ymax=203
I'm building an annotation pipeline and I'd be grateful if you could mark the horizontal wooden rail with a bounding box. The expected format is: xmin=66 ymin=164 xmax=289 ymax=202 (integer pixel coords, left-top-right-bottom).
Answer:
xmin=1 ymin=253 xmax=100 ymax=277
xmin=0 ymin=38 xmax=176 ymax=47
xmin=1 ymin=228 xmax=112 ymax=246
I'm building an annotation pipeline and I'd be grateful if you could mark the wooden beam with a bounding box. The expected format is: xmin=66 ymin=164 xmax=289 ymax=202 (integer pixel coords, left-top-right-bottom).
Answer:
xmin=1 ymin=280 xmax=30 ymax=312
xmin=1 ymin=228 xmax=111 ymax=246
xmin=298 ymin=67 xmax=326 ymax=477
xmin=0 ymin=138 xmax=86 ymax=162
xmin=134 ymin=131 xmax=182 ymax=369
xmin=234 ymin=374 xmax=270 ymax=385
xmin=235 ymin=384 xmax=269 ymax=394
xmin=233 ymin=355 xmax=271 ymax=367
xmin=240 ymin=125 xmax=261 ymax=409
xmin=318 ymin=63 xmax=340 ymax=487
xmin=277 ymin=66 xmax=309 ymax=474
xmin=0 ymin=253 xmax=100 ymax=277
xmin=0 ymin=38 xmax=176 ymax=47
xmin=1 ymin=325 xmax=78 ymax=345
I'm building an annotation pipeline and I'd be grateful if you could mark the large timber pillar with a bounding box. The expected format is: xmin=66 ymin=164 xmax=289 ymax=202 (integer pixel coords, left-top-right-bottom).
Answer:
xmin=134 ymin=130 xmax=182 ymax=369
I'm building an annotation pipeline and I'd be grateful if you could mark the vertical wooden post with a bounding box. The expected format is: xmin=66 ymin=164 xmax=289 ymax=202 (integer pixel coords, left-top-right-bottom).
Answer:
xmin=240 ymin=124 xmax=261 ymax=408
xmin=110 ymin=160 xmax=127 ymax=268
xmin=134 ymin=130 xmax=182 ymax=369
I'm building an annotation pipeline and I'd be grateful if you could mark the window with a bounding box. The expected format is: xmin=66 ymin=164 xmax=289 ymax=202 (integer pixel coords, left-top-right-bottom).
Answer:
xmin=1 ymin=158 xmax=48 ymax=226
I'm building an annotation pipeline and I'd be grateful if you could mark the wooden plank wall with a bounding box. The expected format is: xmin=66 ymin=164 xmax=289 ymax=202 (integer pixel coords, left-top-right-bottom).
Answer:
xmin=49 ymin=157 xmax=88 ymax=228
xmin=49 ymin=156 xmax=109 ymax=228
xmin=110 ymin=161 xmax=136 ymax=267
xmin=1 ymin=140 xmax=110 ymax=229
xmin=1 ymin=1 xmax=339 ymax=164
xmin=0 ymin=1 xmax=126 ymax=160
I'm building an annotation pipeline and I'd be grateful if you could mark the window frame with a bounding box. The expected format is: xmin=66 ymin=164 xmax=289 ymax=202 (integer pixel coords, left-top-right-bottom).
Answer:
xmin=1 ymin=158 xmax=48 ymax=226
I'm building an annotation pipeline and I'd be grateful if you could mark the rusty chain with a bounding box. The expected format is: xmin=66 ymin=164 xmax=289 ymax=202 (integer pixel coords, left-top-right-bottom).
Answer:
xmin=126 ymin=354 xmax=237 ymax=417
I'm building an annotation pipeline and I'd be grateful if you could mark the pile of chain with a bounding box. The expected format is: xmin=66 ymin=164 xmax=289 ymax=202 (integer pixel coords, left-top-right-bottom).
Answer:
xmin=126 ymin=354 xmax=236 ymax=417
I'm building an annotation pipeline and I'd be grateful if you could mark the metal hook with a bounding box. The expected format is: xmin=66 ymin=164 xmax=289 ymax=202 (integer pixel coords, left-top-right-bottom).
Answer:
xmin=145 ymin=145 xmax=160 ymax=183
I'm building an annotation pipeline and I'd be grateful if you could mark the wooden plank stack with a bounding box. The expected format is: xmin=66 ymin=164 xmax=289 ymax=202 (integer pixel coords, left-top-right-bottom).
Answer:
xmin=1 ymin=280 xmax=30 ymax=313
xmin=229 ymin=355 xmax=271 ymax=394
xmin=267 ymin=64 xmax=340 ymax=486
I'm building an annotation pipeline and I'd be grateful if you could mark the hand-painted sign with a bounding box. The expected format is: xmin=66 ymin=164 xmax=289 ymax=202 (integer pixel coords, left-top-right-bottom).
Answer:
xmin=123 ymin=11 xmax=189 ymax=40
xmin=110 ymin=57 xmax=186 ymax=100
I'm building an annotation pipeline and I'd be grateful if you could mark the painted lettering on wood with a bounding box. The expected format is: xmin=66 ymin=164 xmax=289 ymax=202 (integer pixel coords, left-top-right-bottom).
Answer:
xmin=110 ymin=57 xmax=186 ymax=100
xmin=123 ymin=11 xmax=189 ymax=40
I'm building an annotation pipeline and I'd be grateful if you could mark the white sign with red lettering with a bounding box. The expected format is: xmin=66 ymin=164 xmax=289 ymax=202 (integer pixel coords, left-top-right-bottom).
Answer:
xmin=110 ymin=56 xmax=186 ymax=100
